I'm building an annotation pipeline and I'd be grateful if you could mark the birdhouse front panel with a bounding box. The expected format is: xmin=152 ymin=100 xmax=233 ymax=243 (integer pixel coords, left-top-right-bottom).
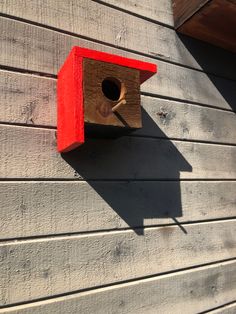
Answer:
xmin=83 ymin=58 xmax=141 ymax=129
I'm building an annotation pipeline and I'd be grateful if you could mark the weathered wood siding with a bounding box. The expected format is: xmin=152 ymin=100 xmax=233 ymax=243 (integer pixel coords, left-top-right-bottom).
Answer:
xmin=0 ymin=0 xmax=235 ymax=313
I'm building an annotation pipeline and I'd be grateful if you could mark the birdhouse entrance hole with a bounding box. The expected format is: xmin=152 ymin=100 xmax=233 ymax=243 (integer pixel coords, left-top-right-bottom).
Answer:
xmin=102 ymin=77 xmax=121 ymax=101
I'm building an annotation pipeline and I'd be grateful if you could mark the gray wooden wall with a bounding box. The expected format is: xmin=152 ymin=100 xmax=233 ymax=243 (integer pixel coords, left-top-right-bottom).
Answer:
xmin=0 ymin=1 xmax=236 ymax=313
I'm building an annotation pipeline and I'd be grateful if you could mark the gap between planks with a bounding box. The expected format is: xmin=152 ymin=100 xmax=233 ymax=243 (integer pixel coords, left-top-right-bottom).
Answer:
xmin=202 ymin=300 xmax=236 ymax=314
xmin=2 ymin=123 xmax=236 ymax=148
xmin=1 ymin=216 xmax=236 ymax=243
xmin=1 ymin=121 xmax=236 ymax=147
xmin=1 ymin=218 xmax=236 ymax=244
xmin=1 ymin=178 xmax=236 ymax=182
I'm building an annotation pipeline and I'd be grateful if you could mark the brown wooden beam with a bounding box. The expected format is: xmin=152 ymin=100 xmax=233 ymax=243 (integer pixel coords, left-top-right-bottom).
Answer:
xmin=173 ymin=0 xmax=236 ymax=53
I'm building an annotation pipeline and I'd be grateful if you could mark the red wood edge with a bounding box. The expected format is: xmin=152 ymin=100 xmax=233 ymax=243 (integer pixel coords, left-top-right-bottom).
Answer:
xmin=57 ymin=53 xmax=84 ymax=153
xmin=57 ymin=46 xmax=157 ymax=153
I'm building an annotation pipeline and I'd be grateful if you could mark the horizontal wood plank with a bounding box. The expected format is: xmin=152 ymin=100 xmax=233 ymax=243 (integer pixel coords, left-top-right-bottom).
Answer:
xmin=0 ymin=1 xmax=236 ymax=80
xmin=1 ymin=180 xmax=236 ymax=239
xmin=0 ymin=18 xmax=236 ymax=110
xmin=1 ymin=70 xmax=236 ymax=144
xmin=0 ymin=71 xmax=56 ymax=127
xmin=99 ymin=0 xmax=174 ymax=26
xmin=139 ymin=97 xmax=236 ymax=143
xmin=0 ymin=220 xmax=236 ymax=305
xmin=1 ymin=260 xmax=236 ymax=313
xmin=1 ymin=125 xmax=236 ymax=179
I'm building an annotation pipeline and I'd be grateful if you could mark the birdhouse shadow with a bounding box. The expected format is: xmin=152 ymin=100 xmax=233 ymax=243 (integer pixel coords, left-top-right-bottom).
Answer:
xmin=62 ymin=107 xmax=192 ymax=235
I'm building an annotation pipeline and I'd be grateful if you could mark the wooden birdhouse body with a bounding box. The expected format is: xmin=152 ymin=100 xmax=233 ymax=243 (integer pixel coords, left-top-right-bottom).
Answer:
xmin=83 ymin=59 xmax=141 ymax=129
xmin=57 ymin=47 xmax=157 ymax=152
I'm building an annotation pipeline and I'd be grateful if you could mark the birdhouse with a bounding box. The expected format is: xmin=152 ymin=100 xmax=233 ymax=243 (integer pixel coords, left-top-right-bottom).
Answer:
xmin=57 ymin=46 xmax=157 ymax=152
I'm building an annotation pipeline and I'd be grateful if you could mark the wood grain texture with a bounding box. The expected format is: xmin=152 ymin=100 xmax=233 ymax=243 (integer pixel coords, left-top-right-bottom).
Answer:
xmin=0 ymin=5 xmax=236 ymax=81
xmin=1 ymin=70 xmax=236 ymax=144
xmin=0 ymin=220 xmax=236 ymax=305
xmin=1 ymin=260 xmax=236 ymax=313
xmin=83 ymin=59 xmax=141 ymax=128
xmin=1 ymin=180 xmax=236 ymax=239
xmin=98 ymin=0 xmax=174 ymax=26
xmin=1 ymin=124 xmax=236 ymax=179
xmin=0 ymin=18 xmax=235 ymax=110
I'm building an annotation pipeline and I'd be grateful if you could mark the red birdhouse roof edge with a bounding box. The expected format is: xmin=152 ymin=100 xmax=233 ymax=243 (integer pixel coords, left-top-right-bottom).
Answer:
xmin=59 ymin=46 xmax=157 ymax=83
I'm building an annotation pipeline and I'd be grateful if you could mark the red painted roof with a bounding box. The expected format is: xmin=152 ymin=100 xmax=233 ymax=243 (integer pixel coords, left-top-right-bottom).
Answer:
xmin=59 ymin=46 xmax=157 ymax=83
